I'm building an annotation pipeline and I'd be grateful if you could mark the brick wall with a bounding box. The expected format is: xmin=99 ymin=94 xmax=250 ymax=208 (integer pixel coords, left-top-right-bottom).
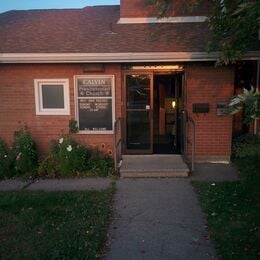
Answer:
xmin=120 ymin=0 xmax=211 ymax=18
xmin=0 ymin=64 xmax=122 ymax=157
xmin=0 ymin=62 xmax=234 ymax=161
xmin=185 ymin=63 xmax=234 ymax=161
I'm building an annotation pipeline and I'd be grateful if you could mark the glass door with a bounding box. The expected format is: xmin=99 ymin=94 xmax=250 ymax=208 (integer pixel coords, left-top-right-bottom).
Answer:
xmin=125 ymin=74 xmax=153 ymax=153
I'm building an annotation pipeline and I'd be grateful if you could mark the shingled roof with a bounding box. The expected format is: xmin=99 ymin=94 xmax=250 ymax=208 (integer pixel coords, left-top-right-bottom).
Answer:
xmin=0 ymin=5 xmax=259 ymax=63
xmin=0 ymin=5 xmax=212 ymax=53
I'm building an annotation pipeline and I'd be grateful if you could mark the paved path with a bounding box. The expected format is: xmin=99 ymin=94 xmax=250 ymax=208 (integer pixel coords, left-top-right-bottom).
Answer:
xmin=0 ymin=163 xmax=239 ymax=259
xmin=0 ymin=178 xmax=113 ymax=191
xmin=106 ymin=163 xmax=239 ymax=259
xmin=106 ymin=179 xmax=217 ymax=260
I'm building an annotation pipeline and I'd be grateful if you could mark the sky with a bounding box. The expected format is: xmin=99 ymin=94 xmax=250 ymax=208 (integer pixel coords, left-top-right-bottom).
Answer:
xmin=0 ymin=0 xmax=120 ymax=13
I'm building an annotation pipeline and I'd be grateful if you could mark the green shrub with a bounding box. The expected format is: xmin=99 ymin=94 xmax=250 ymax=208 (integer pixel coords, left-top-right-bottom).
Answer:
xmin=232 ymin=134 xmax=260 ymax=159
xmin=87 ymin=150 xmax=114 ymax=177
xmin=37 ymin=155 xmax=59 ymax=178
xmin=0 ymin=139 xmax=14 ymax=179
xmin=50 ymin=136 xmax=91 ymax=177
xmin=11 ymin=128 xmax=38 ymax=176
xmin=42 ymin=136 xmax=114 ymax=177
xmin=232 ymin=134 xmax=260 ymax=186
xmin=68 ymin=119 xmax=79 ymax=133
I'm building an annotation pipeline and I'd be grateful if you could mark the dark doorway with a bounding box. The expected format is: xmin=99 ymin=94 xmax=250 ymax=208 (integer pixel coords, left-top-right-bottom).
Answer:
xmin=153 ymin=73 xmax=183 ymax=154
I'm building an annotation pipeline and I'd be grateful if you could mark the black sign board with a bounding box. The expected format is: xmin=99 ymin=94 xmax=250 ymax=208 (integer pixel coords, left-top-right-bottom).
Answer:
xmin=77 ymin=77 xmax=113 ymax=132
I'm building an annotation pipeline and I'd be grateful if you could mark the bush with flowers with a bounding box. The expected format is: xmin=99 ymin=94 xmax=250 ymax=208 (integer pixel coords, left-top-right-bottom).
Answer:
xmin=38 ymin=135 xmax=114 ymax=177
xmin=0 ymin=139 xmax=14 ymax=179
xmin=0 ymin=128 xmax=114 ymax=179
xmin=0 ymin=128 xmax=38 ymax=179
xmin=11 ymin=128 xmax=38 ymax=177
xmin=87 ymin=148 xmax=114 ymax=177
xmin=52 ymin=136 xmax=91 ymax=176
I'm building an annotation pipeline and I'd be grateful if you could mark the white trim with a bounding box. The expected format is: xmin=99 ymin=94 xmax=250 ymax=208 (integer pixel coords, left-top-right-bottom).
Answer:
xmin=74 ymin=75 xmax=115 ymax=135
xmin=1 ymin=52 xmax=259 ymax=63
xmin=117 ymin=16 xmax=207 ymax=24
xmin=34 ymin=79 xmax=70 ymax=115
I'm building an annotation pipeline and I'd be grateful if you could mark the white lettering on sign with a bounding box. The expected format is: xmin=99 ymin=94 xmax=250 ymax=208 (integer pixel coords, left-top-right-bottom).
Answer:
xmin=82 ymin=79 xmax=106 ymax=85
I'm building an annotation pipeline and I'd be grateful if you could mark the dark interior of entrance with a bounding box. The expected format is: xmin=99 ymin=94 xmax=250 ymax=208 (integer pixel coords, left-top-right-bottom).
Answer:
xmin=153 ymin=74 xmax=183 ymax=154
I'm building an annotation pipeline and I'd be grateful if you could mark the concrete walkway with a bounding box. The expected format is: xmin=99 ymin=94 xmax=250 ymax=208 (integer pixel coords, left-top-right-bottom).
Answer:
xmin=106 ymin=179 xmax=216 ymax=260
xmin=106 ymin=163 xmax=239 ymax=260
xmin=0 ymin=178 xmax=113 ymax=191
xmin=0 ymin=163 xmax=239 ymax=259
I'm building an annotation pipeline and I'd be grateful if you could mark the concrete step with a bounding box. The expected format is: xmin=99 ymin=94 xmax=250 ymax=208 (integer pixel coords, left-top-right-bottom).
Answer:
xmin=120 ymin=154 xmax=189 ymax=178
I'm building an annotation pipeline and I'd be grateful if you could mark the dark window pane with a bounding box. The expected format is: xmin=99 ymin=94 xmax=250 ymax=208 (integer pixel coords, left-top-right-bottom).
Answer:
xmin=42 ymin=85 xmax=64 ymax=109
xmin=127 ymin=111 xmax=150 ymax=149
xmin=126 ymin=75 xmax=150 ymax=109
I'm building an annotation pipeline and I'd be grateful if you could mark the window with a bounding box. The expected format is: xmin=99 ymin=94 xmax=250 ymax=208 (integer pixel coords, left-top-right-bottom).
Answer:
xmin=75 ymin=75 xmax=115 ymax=134
xmin=34 ymin=79 xmax=70 ymax=115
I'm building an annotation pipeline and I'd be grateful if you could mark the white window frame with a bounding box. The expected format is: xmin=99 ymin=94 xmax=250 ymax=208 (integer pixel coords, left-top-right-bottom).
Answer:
xmin=34 ymin=79 xmax=70 ymax=115
xmin=74 ymin=75 xmax=115 ymax=134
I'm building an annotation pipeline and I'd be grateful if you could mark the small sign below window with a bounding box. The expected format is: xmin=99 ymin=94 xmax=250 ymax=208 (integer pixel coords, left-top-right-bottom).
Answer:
xmin=192 ymin=103 xmax=210 ymax=113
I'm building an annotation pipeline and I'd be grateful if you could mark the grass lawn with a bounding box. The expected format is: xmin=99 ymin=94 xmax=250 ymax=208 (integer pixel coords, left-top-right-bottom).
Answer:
xmin=0 ymin=186 xmax=114 ymax=259
xmin=192 ymin=159 xmax=259 ymax=259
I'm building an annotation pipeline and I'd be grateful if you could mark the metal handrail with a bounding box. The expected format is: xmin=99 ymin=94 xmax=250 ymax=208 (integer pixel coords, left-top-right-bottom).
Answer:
xmin=187 ymin=116 xmax=195 ymax=172
xmin=183 ymin=110 xmax=195 ymax=172
xmin=113 ymin=118 xmax=122 ymax=173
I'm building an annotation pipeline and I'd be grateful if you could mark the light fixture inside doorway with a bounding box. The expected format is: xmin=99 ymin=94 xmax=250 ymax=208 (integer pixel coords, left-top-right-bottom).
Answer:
xmin=172 ymin=101 xmax=176 ymax=108
xmin=130 ymin=65 xmax=183 ymax=71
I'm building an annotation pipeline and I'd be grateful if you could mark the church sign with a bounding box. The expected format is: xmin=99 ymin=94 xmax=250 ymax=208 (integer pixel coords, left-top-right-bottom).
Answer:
xmin=76 ymin=76 xmax=115 ymax=133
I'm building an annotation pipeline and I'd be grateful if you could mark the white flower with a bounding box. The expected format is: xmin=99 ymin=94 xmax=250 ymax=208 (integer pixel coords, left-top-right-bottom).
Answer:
xmin=16 ymin=152 xmax=22 ymax=161
xmin=211 ymin=183 xmax=216 ymax=186
xmin=4 ymin=155 xmax=7 ymax=158
xmin=59 ymin=137 xmax=64 ymax=144
xmin=66 ymin=145 xmax=72 ymax=152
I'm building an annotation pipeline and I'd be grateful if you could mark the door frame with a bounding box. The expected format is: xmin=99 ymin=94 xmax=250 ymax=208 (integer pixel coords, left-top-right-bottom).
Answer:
xmin=122 ymin=69 xmax=185 ymax=155
xmin=123 ymin=72 xmax=154 ymax=154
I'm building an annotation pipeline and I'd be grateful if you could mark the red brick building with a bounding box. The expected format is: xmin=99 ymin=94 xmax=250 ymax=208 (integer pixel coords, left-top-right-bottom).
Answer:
xmin=0 ymin=0 xmax=259 ymax=163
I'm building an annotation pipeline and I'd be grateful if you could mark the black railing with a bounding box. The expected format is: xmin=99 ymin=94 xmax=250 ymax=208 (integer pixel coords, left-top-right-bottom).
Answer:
xmin=187 ymin=116 xmax=195 ymax=172
xmin=183 ymin=110 xmax=195 ymax=172
xmin=113 ymin=118 xmax=122 ymax=173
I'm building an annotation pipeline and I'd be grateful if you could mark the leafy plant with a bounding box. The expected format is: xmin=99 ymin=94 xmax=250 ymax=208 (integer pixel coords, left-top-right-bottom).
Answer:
xmin=0 ymin=139 xmax=14 ymax=179
xmin=37 ymin=155 xmax=59 ymax=178
xmin=68 ymin=119 xmax=79 ymax=133
xmin=148 ymin=0 xmax=260 ymax=64
xmin=42 ymin=136 xmax=114 ymax=177
xmin=207 ymin=0 xmax=260 ymax=65
xmin=228 ymin=86 xmax=260 ymax=125
xmin=232 ymin=134 xmax=260 ymax=185
xmin=50 ymin=136 xmax=91 ymax=177
xmin=232 ymin=133 xmax=260 ymax=159
xmin=87 ymin=150 xmax=114 ymax=177
xmin=11 ymin=128 xmax=38 ymax=176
